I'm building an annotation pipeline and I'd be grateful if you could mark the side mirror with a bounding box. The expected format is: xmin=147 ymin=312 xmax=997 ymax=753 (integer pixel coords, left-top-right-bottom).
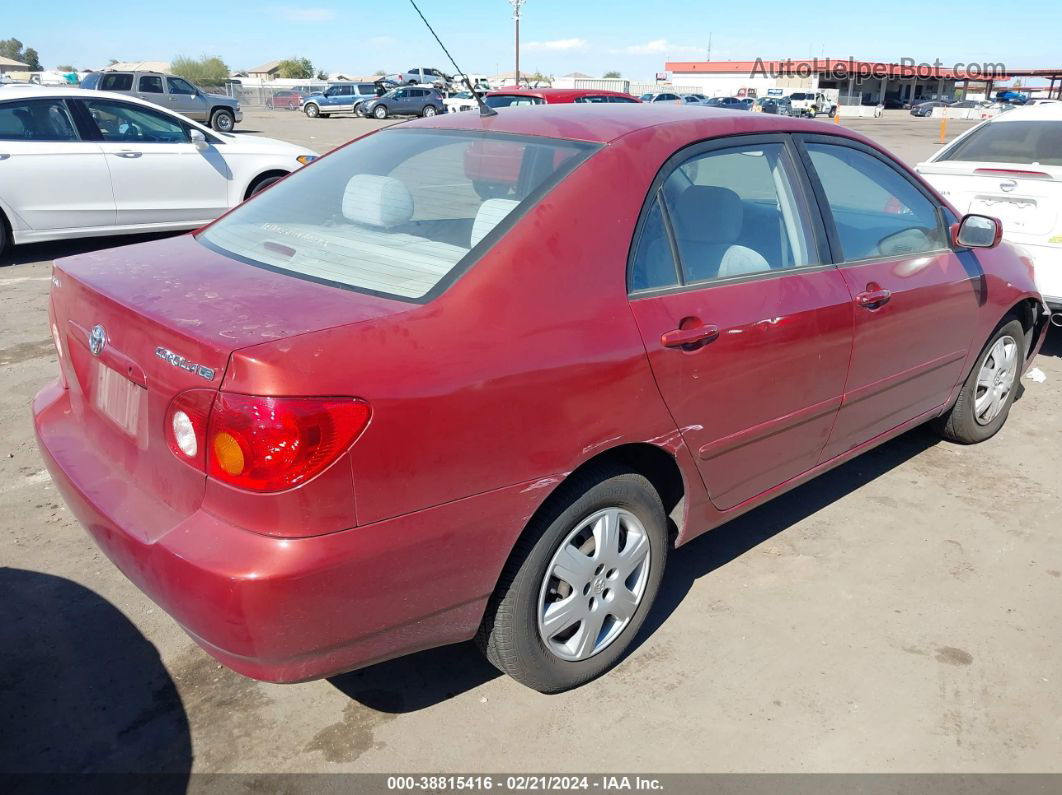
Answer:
xmin=952 ymin=214 xmax=1002 ymax=248
xmin=189 ymin=129 xmax=209 ymax=151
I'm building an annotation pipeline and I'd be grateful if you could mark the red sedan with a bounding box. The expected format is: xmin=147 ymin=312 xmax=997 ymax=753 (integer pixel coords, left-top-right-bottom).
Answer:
xmin=484 ymin=86 xmax=641 ymax=108
xmin=34 ymin=105 xmax=1048 ymax=692
xmin=265 ymin=91 xmax=304 ymax=110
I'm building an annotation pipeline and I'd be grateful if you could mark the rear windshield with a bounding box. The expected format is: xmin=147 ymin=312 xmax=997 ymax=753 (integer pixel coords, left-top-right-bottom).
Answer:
xmin=199 ymin=130 xmax=597 ymax=300
xmin=485 ymin=94 xmax=545 ymax=108
xmin=938 ymin=120 xmax=1062 ymax=166
xmin=790 ymin=93 xmax=808 ymax=100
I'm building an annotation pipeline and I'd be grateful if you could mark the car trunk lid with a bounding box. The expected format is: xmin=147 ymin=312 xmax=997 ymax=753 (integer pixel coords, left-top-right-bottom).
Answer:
xmin=50 ymin=233 xmax=413 ymax=535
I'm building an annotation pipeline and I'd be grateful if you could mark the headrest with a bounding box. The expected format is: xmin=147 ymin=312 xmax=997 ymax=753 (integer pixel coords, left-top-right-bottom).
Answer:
xmin=342 ymin=175 xmax=413 ymax=228
xmin=672 ymin=185 xmax=743 ymax=244
xmin=470 ymin=198 xmax=519 ymax=248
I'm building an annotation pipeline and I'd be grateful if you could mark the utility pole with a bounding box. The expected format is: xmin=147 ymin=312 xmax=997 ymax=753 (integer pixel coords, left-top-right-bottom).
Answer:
xmin=509 ymin=0 xmax=525 ymax=86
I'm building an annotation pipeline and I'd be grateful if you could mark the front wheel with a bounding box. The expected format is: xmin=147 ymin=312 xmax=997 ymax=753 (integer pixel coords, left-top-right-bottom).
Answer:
xmin=354 ymin=103 xmax=367 ymax=117
xmin=934 ymin=319 xmax=1025 ymax=444
xmin=373 ymin=104 xmax=388 ymax=119
xmin=210 ymin=109 xmax=235 ymax=132
xmin=476 ymin=467 xmax=668 ymax=693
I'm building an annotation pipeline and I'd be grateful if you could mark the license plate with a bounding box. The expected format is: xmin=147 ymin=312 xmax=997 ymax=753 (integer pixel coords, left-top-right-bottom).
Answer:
xmin=93 ymin=362 xmax=143 ymax=436
xmin=970 ymin=196 xmax=1046 ymax=234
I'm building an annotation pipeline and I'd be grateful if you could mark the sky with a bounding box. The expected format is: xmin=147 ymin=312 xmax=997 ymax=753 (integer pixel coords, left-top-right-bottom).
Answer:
xmin=6 ymin=1 xmax=1062 ymax=81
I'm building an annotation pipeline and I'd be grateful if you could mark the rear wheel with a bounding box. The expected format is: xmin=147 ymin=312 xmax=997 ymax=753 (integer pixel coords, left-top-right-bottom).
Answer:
xmin=304 ymin=103 xmax=320 ymax=118
xmin=476 ymin=467 xmax=668 ymax=693
xmin=421 ymin=104 xmax=438 ymax=117
xmin=373 ymin=104 xmax=388 ymax=119
xmin=935 ymin=319 xmax=1024 ymax=444
xmin=210 ymin=109 xmax=235 ymax=132
xmin=0 ymin=210 xmax=8 ymax=258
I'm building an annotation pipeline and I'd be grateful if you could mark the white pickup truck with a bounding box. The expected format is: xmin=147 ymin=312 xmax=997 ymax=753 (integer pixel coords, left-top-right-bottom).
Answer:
xmin=788 ymin=90 xmax=839 ymax=118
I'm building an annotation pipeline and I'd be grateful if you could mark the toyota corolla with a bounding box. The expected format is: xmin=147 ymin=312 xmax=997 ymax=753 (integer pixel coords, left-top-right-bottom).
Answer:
xmin=34 ymin=105 xmax=1048 ymax=693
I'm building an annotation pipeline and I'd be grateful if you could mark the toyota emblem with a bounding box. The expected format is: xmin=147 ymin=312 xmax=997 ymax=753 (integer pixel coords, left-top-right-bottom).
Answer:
xmin=88 ymin=324 xmax=107 ymax=356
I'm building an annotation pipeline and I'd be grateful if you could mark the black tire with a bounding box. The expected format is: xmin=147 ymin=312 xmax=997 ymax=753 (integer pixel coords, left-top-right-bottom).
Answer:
xmin=421 ymin=104 xmax=438 ymax=117
xmin=354 ymin=103 xmax=367 ymax=118
xmin=476 ymin=466 xmax=669 ymax=693
xmin=210 ymin=108 xmax=235 ymax=132
xmin=373 ymin=104 xmax=388 ymax=119
xmin=304 ymin=103 xmax=320 ymax=118
xmin=248 ymin=174 xmax=286 ymax=197
xmin=935 ymin=319 xmax=1025 ymax=444
xmin=0 ymin=210 xmax=8 ymax=258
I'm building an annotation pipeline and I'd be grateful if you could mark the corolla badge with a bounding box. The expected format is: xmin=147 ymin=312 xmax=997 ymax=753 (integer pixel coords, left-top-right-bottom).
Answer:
xmin=155 ymin=347 xmax=216 ymax=381
xmin=1000 ymin=179 xmax=1017 ymax=193
xmin=88 ymin=325 xmax=107 ymax=356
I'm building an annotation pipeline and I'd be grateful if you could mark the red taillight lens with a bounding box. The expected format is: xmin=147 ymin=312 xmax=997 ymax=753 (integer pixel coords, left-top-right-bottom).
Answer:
xmin=206 ymin=394 xmax=370 ymax=492
xmin=164 ymin=389 xmax=216 ymax=469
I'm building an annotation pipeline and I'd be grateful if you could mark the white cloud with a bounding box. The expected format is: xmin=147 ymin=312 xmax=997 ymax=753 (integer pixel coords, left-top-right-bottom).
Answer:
xmin=267 ymin=6 xmax=336 ymax=22
xmin=525 ymin=38 xmax=589 ymax=52
xmin=615 ymin=39 xmax=701 ymax=55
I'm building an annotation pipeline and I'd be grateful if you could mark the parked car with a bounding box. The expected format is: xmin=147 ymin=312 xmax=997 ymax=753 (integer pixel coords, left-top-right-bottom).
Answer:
xmin=910 ymin=100 xmax=946 ymax=117
xmin=1026 ymin=98 xmax=1062 ymax=107
xmin=402 ymin=67 xmax=450 ymax=86
xmin=949 ymin=100 xmax=991 ymax=110
xmin=0 ymin=86 xmax=316 ymax=252
xmin=639 ymin=91 xmax=683 ymax=105
xmin=33 ymin=103 xmax=1047 ymax=694
xmin=995 ymin=90 xmax=1028 ymax=104
xmin=444 ymin=90 xmax=480 ymax=113
xmin=360 ymin=86 xmax=445 ymax=119
xmin=80 ymin=70 xmax=242 ymax=132
xmin=265 ymin=90 xmax=304 ymax=111
xmin=484 ymin=88 xmax=640 ymax=108
xmin=788 ymin=91 xmax=837 ymax=117
xmin=704 ymin=96 xmax=749 ymax=110
xmin=758 ymin=96 xmax=793 ymax=116
xmin=917 ymin=104 xmax=1062 ymax=313
xmin=302 ymin=82 xmax=377 ymax=118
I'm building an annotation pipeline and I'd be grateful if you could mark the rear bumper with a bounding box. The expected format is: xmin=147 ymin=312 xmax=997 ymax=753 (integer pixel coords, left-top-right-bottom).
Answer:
xmin=33 ymin=380 xmax=539 ymax=683
xmin=1012 ymin=241 xmax=1062 ymax=309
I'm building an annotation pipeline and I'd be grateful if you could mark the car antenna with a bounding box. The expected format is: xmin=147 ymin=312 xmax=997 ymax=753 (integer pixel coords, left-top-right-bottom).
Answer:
xmin=406 ymin=0 xmax=498 ymax=117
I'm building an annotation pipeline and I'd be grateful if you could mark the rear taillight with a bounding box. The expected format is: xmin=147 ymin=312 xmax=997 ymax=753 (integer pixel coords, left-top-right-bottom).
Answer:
xmin=207 ymin=394 xmax=369 ymax=492
xmin=973 ymin=168 xmax=1051 ymax=179
xmin=164 ymin=392 xmax=370 ymax=492
xmin=164 ymin=389 xmax=216 ymax=469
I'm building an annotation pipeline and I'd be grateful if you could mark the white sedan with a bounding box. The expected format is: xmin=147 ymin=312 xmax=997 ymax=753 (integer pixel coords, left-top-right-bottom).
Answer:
xmin=917 ymin=104 xmax=1062 ymax=313
xmin=0 ymin=86 xmax=317 ymax=253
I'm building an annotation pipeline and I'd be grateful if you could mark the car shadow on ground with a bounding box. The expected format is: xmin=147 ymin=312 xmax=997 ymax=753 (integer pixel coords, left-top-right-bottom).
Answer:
xmin=0 ymin=232 xmax=183 ymax=268
xmin=331 ymin=427 xmax=941 ymax=712
xmin=0 ymin=567 xmax=191 ymax=783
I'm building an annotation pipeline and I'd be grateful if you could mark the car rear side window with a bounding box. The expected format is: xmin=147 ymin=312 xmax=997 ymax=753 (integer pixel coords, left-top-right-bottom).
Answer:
xmin=485 ymin=95 xmax=545 ymax=108
xmin=199 ymin=130 xmax=599 ymax=300
xmin=937 ymin=120 xmax=1062 ymax=167
xmin=99 ymin=73 xmax=133 ymax=91
xmin=138 ymin=75 xmax=164 ymax=93
xmin=656 ymin=143 xmax=817 ymax=286
xmin=807 ymin=143 xmax=946 ymax=261
xmin=0 ymin=99 xmax=79 ymax=141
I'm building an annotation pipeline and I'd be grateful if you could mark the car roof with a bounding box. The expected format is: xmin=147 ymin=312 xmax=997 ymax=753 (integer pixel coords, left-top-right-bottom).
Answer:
xmin=407 ymin=102 xmax=877 ymax=146
xmin=486 ymin=87 xmax=636 ymax=100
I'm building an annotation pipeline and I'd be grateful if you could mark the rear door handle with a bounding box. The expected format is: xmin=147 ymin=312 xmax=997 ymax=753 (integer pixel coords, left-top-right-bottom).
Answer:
xmin=855 ymin=288 xmax=892 ymax=309
xmin=661 ymin=323 xmax=720 ymax=349
xmin=113 ymin=150 xmax=143 ymax=158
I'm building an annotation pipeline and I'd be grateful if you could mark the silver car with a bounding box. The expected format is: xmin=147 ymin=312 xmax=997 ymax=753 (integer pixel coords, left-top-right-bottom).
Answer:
xmin=81 ymin=71 xmax=243 ymax=132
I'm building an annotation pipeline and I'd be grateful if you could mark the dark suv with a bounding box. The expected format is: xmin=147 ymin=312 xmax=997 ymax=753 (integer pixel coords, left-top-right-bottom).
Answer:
xmin=360 ymin=86 xmax=444 ymax=119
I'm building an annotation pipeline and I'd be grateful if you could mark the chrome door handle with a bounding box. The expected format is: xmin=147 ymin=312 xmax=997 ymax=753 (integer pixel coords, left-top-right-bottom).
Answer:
xmin=113 ymin=151 xmax=143 ymax=158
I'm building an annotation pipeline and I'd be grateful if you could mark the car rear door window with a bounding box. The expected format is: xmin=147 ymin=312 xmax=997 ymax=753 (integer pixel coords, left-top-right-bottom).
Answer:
xmin=651 ymin=143 xmax=817 ymax=286
xmin=99 ymin=73 xmax=133 ymax=92
xmin=0 ymin=99 xmax=79 ymax=141
xmin=138 ymin=75 xmax=164 ymax=93
xmin=806 ymin=143 xmax=947 ymax=261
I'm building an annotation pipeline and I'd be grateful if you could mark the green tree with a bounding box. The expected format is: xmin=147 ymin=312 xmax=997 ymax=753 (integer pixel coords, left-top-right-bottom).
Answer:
xmin=603 ymin=70 xmax=621 ymax=79
xmin=171 ymin=55 xmax=230 ymax=88
xmin=0 ymin=38 xmax=42 ymax=70
xmin=276 ymin=57 xmax=314 ymax=79
xmin=374 ymin=69 xmax=387 ymax=76
xmin=316 ymin=70 xmax=328 ymax=80
xmin=56 ymin=64 xmax=76 ymax=72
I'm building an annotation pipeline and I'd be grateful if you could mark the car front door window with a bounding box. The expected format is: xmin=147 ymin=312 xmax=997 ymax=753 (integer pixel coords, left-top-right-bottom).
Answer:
xmin=84 ymin=99 xmax=188 ymax=143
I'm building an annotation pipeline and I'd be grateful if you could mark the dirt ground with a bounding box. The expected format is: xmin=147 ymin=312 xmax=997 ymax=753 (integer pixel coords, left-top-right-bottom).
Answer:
xmin=1 ymin=109 xmax=1060 ymax=775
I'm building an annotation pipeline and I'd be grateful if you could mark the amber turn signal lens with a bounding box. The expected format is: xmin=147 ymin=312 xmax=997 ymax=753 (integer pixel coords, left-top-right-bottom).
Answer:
xmin=212 ymin=431 xmax=246 ymax=476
